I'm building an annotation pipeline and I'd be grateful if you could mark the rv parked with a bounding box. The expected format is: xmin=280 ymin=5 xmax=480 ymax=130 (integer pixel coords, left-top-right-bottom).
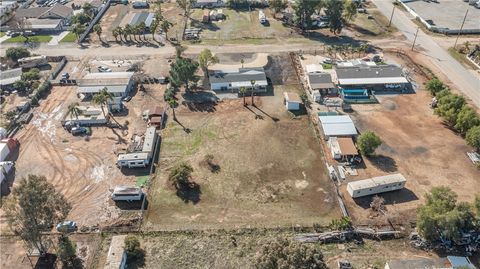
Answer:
xmin=18 ymin=56 xmax=48 ymax=68
xmin=111 ymin=186 xmax=144 ymax=201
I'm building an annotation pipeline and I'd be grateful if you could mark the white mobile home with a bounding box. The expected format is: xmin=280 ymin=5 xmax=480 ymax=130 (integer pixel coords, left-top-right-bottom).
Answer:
xmin=319 ymin=115 xmax=358 ymax=139
xmin=117 ymin=127 xmax=157 ymax=168
xmin=63 ymin=105 xmax=107 ymax=126
xmin=347 ymin=173 xmax=407 ymax=198
xmin=111 ymin=186 xmax=144 ymax=201
xmin=209 ymin=67 xmax=268 ymax=93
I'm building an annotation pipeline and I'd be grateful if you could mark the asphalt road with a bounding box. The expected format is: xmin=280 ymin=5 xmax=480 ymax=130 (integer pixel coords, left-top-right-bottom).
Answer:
xmin=372 ymin=0 xmax=480 ymax=107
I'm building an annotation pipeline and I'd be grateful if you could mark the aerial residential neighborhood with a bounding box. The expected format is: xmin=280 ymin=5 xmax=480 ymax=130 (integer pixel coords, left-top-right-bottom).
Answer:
xmin=0 ymin=0 xmax=479 ymax=268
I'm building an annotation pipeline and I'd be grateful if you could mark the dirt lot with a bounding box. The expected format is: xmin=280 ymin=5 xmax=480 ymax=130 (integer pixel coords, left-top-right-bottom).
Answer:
xmin=144 ymin=81 xmax=340 ymax=230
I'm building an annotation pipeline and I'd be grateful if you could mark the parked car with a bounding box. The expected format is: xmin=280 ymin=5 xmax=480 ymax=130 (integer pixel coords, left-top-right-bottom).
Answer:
xmin=122 ymin=96 xmax=132 ymax=102
xmin=97 ymin=66 xmax=112 ymax=72
xmin=323 ymin=58 xmax=333 ymax=64
xmin=56 ymin=221 xmax=77 ymax=233
xmin=158 ymin=76 xmax=169 ymax=84
xmin=372 ymin=55 xmax=382 ymax=62
xmin=317 ymin=21 xmax=329 ymax=28
xmin=61 ymin=72 xmax=70 ymax=79
xmin=71 ymin=127 xmax=87 ymax=135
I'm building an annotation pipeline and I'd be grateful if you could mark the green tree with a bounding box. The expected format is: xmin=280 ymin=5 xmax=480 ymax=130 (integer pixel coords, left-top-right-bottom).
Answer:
xmin=72 ymin=13 xmax=91 ymax=25
xmin=82 ymin=2 xmax=94 ymax=17
xmin=168 ymin=162 xmax=193 ymax=189
xmin=255 ymin=237 xmax=327 ymax=269
xmin=293 ymin=0 xmax=321 ymax=31
xmin=329 ymin=216 xmax=353 ymax=230
xmin=425 ymin=78 xmax=445 ymax=96
xmin=169 ymin=49 xmax=199 ymax=91
xmin=160 ymin=19 xmax=173 ymax=40
xmin=124 ymin=24 xmax=133 ymax=42
xmin=435 ymin=93 xmax=466 ymax=126
xmin=93 ymin=24 xmax=102 ymax=41
xmin=13 ymin=80 xmax=30 ymax=92
xmin=325 ymin=0 xmax=345 ymax=35
xmin=6 ymin=47 xmax=30 ymax=62
xmin=343 ymin=0 xmax=357 ymax=24
xmin=454 ymin=106 xmax=480 ymax=134
xmin=92 ymin=87 xmax=113 ymax=121
xmin=124 ymin=235 xmax=143 ymax=260
xmin=72 ymin=23 xmax=87 ymax=41
xmin=21 ymin=68 xmax=40 ymax=81
xmin=67 ymin=102 xmax=82 ymax=120
xmin=239 ymin=87 xmax=247 ymax=106
xmin=57 ymin=235 xmax=76 ymax=266
xmin=150 ymin=19 xmax=159 ymax=41
xmin=466 ymin=125 xmax=480 ymax=151
xmin=138 ymin=22 xmax=147 ymax=41
xmin=4 ymin=175 xmax=71 ymax=254
xmin=357 ymin=131 xmax=382 ymax=156
xmin=269 ymin=0 xmax=287 ymax=18
xmin=167 ymin=98 xmax=178 ymax=121
xmin=198 ymin=48 xmax=219 ymax=79
xmin=417 ymin=186 xmax=475 ymax=242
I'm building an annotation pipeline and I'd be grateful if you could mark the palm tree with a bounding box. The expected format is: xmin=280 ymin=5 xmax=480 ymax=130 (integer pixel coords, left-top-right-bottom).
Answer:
xmin=250 ymin=80 xmax=256 ymax=106
xmin=167 ymin=98 xmax=178 ymax=121
xmin=240 ymin=59 xmax=245 ymax=68
xmin=150 ymin=19 xmax=159 ymax=41
xmin=138 ymin=22 xmax=146 ymax=41
xmin=92 ymin=87 xmax=115 ymax=124
xmin=82 ymin=3 xmax=94 ymax=17
xmin=124 ymin=24 xmax=132 ymax=42
xmin=239 ymin=87 xmax=247 ymax=106
xmin=112 ymin=27 xmax=119 ymax=42
xmin=67 ymin=102 xmax=81 ymax=119
xmin=160 ymin=19 xmax=173 ymax=40
xmin=360 ymin=43 xmax=369 ymax=57
xmin=72 ymin=23 xmax=86 ymax=42
xmin=93 ymin=24 xmax=102 ymax=41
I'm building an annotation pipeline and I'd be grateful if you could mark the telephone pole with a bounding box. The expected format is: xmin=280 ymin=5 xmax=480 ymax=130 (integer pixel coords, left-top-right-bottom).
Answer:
xmin=454 ymin=9 xmax=469 ymax=49
xmin=389 ymin=5 xmax=396 ymax=27
xmin=411 ymin=27 xmax=419 ymax=51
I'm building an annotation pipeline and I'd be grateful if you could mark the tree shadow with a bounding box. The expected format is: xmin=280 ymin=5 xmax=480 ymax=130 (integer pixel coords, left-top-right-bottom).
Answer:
xmin=252 ymin=105 xmax=279 ymax=122
xmin=113 ymin=198 xmax=148 ymax=210
xmin=175 ymin=182 xmax=201 ymax=204
xmin=367 ymin=155 xmax=398 ymax=173
xmin=0 ymin=166 xmax=16 ymax=197
xmin=352 ymin=188 xmax=419 ymax=209
xmin=350 ymin=24 xmax=378 ymax=36
xmin=61 ymin=256 xmax=85 ymax=269
xmin=190 ymin=18 xmax=221 ymax=32
xmin=126 ymin=250 xmax=145 ymax=269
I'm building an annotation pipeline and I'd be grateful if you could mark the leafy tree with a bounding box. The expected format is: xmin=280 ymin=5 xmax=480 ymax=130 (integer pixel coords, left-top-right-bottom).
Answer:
xmin=169 ymin=50 xmax=199 ymax=91
xmin=357 ymin=131 xmax=382 ymax=156
xmin=254 ymin=237 xmax=327 ymax=269
xmin=293 ymin=0 xmax=320 ymax=31
xmin=82 ymin=2 xmax=94 ymax=17
xmin=435 ymin=93 xmax=466 ymax=126
xmin=93 ymin=24 xmax=102 ymax=40
xmin=72 ymin=13 xmax=91 ymax=25
xmin=343 ymin=0 xmax=357 ymax=24
xmin=198 ymin=48 xmax=219 ymax=79
xmin=269 ymin=0 xmax=287 ymax=18
xmin=21 ymin=68 xmax=40 ymax=81
xmin=57 ymin=235 xmax=76 ymax=266
xmin=67 ymin=102 xmax=82 ymax=119
xmin=72 ymin=23 xmax=87 ymax=41
xmin=177 ymin=0 xmax=196 ymax=17
xmin=466 ymin=125 xmax=480 ymax=151
xmin=417 ymin=186 xmax=475 ymax=242
xmin=124 ymin=235 xmax=143 ymax=260
xmin=160 ymin=19 xmax=173 ymax=40
xmin=425 ymin=78 xmax=445 ymax=96
xmin=239 ymin=87 xmax=247 ymax=106
xmin=6 ymin=47 xmax=30 ymax=62
xmin=168 ymin=162 xmax=193 ymax=189
xmin=325 ymin=0 xmax=345 ymax=35
xmin=13 ymin=80 xmax=29 ymax=92
xmin=454 ymin=106 xmax=480 ymax=134
xmin=4 ymin=175 xmax=71 ymax=254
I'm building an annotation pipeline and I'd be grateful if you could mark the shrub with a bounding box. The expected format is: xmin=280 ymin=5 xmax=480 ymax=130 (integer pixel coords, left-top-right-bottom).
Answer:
xmin=466 ymin=126 xmax=480 ymax=151
xmin=6 ymin=47 xmax=30 ymax=62
xmin=168 ymin=162 xmax=193 ymax=188
xmin=124 ymin=235 xmax=143 ymax=260
xmin=357 ymin=131 xmax=382 ymax=156
xmin=435 ymin=93 xmax=466 ymax=126
xmin=454 ymin=106 xmax=480 ymax=134
xmin=425 ymin=78 xmax=445 ymax=96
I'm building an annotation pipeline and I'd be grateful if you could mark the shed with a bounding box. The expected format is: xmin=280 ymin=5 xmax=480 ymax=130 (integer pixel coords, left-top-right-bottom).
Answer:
xmin=283 ymin=92 xmax=302 ymax=111
xmin=347 ymin=173 xmax=407 ymax=198
xmin=319 ymin=115 xmax=357 ymax=139
xmin=104 ymin=235 xmax=127 ymax=269
xmin=148 ymin=106 xmax=165 ymax=118
xmin=328 ymin=137 xmax=358 ymax=160
xmin=0 ymin=68 xmax=22 ymax=89
xmin=307 ymin=73 xmax=336 ymax=96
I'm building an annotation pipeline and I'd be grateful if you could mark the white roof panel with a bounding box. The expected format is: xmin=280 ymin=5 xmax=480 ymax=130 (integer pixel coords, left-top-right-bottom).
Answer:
xmin=338 ymin=77 xmax=409 ymax=85
xmin=319 ymin=115 xmax=357 ymax=136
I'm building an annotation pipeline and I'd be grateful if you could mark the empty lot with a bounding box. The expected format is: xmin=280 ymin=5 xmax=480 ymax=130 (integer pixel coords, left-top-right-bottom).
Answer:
xmin=144 ymin=84 xmax=340 ymax=230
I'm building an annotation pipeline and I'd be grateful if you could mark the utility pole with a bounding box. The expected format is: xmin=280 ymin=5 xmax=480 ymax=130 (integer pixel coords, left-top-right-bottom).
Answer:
xmin=411 ymin=27 xmax=419 ymax=51
xmin=389 ymin=5 xmax=396 ymax=27
xmin=454 ymin=9 xmax=469 ymax=49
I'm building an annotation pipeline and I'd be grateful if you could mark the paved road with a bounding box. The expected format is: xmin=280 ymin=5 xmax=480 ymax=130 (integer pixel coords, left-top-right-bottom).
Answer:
xmin=372 ymin=0 xmax=480 ymax=107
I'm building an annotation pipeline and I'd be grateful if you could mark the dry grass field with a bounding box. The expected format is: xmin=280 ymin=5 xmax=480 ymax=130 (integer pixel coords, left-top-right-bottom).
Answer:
xmin=144 ymin=85 xmax=341 ymax=230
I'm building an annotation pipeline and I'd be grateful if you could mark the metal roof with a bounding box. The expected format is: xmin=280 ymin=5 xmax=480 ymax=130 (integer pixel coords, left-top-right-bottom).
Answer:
xmin=142 ymin=127 xmax=156 ymax=153
xmin=335 ymin=65 xmax=408 ymax=85
xmin=117 ymin=152 xmax=150 ymax=161
xmin=348 ymin=173 xmax=407 ymax=191
xmin=0 ymin=68 xmax=22 ymax=86
xmin=385 ymin=258 xmax=446 ymax=269
xmin=113 ymin=186 xmax=142 ymax=195
xmin=447 ymin=256 xmax=476 ymax=269
xmin=130 ymin=12 xmax=155 ymax=27
xmin=284 ymin=92 xmax=301 ymax=103
xmin=307 ymin=73 xmax=334 ymax=89
xmin=77 ymin=85 xmax=128 ymax=94
xmin=209 ymin=67 xmax=267 ymax=85
xmin=319 ymin=115 xmax=357 ymax=137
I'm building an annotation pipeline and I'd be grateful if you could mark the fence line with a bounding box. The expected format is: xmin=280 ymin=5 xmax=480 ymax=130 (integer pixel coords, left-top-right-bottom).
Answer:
xmin=78 ymin=0 xmax=111 ymax=43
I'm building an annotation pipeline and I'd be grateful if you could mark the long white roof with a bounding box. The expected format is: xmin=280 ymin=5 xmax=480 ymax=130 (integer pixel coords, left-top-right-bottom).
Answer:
xmin=338 ymin=77 xmax=409 ymax=85
xmin=348 ymin=173 xmax=407 ymax=191
xmin=319 ymin=115 xmax=358 ymax=136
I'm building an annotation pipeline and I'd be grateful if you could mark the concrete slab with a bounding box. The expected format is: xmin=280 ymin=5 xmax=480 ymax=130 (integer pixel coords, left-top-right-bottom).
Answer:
xmin=48 ymin=31 xmax=70 ymax=46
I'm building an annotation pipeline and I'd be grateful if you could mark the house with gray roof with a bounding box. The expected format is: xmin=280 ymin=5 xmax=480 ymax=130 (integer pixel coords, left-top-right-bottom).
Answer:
xmin=77 ymin=72 xmax=134 ymax=98
xmin=209 ymin=67 xmax=268 ymax=93
xmin=385 ymin=256 xmax=476 ymax=269
xmin=335 ymin=64 xmax=410 ymax=91
xmin=12 ymin=4 xmax=73 ymax=32
xmin=0 ymin=68 xmax=22 ymax=90
xmin=307 ymin=72 xmax=336 ymax=96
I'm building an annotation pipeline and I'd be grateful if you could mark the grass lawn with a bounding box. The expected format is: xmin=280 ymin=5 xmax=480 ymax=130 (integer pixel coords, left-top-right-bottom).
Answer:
xmin=350 ymin=11 xmax=397 ymax=37
xmin=144 ymin=86 xmax=340 ymax=230
xmin=0 ymin=32 xmax=5 ymax=37
xmin=59 ymin=32 xmax=77 ymax=42
xmin=4 ymin=35 xmax=52 ymax=43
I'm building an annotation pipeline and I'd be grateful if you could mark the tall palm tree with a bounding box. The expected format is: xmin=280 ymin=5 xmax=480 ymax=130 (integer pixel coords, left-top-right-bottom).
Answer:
xmin=93 ymin=24 xmax=102 ymax=41
xmin=160 ymin=19 xmax=173 ymax=40
xmin=240 ymin=59 xmax=245 ymax=68
xmin=67 ymin=102 xmax=81 ymax=119
xmin=250 ymin=80 xmax=256 ymax=106
xmin=124 ymin=24 xmax=132 ymax=42
xmin=167 ymin=98 xmax=178 ymax=121
xmin=138 ymin=22 xmax=146 ymax=41
xmin=150 ymin=19 xmax=159 ymax=41
xmin=112 ymin=28 xmax=119 ymax=42
xmin=239 ymin=87 xmax=247 ymax=106
xmin=92 ymin=87 xmax=113 ymax=121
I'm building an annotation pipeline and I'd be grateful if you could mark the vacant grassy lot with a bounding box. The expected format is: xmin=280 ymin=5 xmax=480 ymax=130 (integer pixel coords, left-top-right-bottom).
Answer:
xmin=190 ymin=8 xmax=298 ymax=43
xmin=145 ymin=86 xmax=340 ymax=230
xmin=59 ymin=31 xmax=77 ymax=42
xmin=4 ymin=35 xmax=52 ymax=43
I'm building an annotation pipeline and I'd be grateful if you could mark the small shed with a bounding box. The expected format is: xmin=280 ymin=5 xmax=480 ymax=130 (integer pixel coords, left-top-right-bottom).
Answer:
xmin=283 ymin=92 xmax=302 ymax=111
xmin=148 ymin=106 xmax=165 ymax=118
xmin=328 ymin=137 xmax=358 ymax=160
xmin=319 ymin=115 xmax=357 ymax=139
xmin=104 ymin=235 xmax=127 ymax=269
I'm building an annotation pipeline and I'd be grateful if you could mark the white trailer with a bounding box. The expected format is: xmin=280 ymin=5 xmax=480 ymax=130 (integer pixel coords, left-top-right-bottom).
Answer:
xmin=18 ymin=55 xmax=48 ymax=68
xmin=347 ymin=173 xmax=406 ymax=198
xmin=111 ymin=186 xmax=144 ymax=201
xmin=117 ymin=152 xmax=150 ymax=168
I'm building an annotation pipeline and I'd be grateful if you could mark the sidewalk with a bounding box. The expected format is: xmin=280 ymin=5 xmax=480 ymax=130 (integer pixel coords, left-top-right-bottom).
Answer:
xmin=48 ymin=31 xmax=69 ymax=46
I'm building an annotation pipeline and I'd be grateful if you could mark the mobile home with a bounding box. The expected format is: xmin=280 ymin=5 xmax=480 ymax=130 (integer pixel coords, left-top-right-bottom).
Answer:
xmin=18 ymin=55 xmax=48 ymax=68
xmin=111 ymin=186 xmax=144 ymax=201
xmin=347 ymin=173 xmax=407 ymax=198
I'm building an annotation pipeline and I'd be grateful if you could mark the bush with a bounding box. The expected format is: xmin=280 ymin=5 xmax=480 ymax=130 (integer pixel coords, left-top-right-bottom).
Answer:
xmin=164 ymin=87 xmax=175 ymax=101
xmin=425 ymin=78 xmax=445 ymax=96
xmin=454 ymin=106 xmax=480 ymax=134
xmin=466 ymin=126 xmax=480 ymax=151
xmin=124 ymin=235 xmax=143 ymax=260
xmin=357 ymin=131 xmax=382 ymax=156
xmin=435 ymin=92 xmax=466 ymax=126
xmin=168 ymin=162 xmax=193 ymax=188
xmin=6 ymin=47 xmax=30 ymax=62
